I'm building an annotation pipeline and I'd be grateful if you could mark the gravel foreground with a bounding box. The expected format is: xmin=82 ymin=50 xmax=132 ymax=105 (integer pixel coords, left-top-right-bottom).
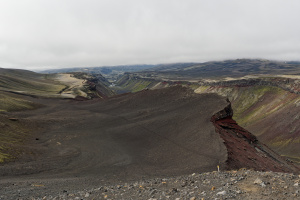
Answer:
xmin=1 ymin=169 xmax=299 ymax=200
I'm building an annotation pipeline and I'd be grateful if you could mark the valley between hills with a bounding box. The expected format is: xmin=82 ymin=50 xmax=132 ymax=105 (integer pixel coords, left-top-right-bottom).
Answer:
xmin=0 ymin=59 xmax=299 ymax=199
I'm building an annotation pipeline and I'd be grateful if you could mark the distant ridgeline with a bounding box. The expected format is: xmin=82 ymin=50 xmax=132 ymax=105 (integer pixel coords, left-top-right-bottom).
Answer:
xmin=41 ymin=64 xmax=156 ymax=74
xmin=136 ymin=59 xmax=300 ymax=79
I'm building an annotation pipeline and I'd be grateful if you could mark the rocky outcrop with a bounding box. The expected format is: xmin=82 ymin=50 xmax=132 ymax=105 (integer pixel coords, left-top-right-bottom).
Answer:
xmin=211 ymin=103 xmax=299 ymax=173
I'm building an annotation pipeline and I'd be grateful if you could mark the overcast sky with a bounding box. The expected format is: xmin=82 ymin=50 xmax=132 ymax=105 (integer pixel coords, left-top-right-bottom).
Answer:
xmin=0 ymin=0 xmax=300 ymax=70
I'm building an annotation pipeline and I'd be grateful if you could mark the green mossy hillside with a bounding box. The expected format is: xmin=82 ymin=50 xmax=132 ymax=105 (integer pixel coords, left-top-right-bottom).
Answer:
xmin=0 ymin=69 xmax=66 ymax=97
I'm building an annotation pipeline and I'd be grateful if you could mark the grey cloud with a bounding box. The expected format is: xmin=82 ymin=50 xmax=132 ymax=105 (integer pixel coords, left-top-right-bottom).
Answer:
xmin=0 ymin=0 xmax=300 ymax=70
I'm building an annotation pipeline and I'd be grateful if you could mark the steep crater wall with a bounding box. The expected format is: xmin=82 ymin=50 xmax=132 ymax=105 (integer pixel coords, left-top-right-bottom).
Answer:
xmin=196 ymin=83 xmax=300 ymax=163
xmin=211 ymin=103 xmax=299 ymax=173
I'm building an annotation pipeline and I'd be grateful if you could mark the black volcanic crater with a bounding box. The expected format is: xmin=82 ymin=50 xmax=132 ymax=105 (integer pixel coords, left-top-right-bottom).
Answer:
xmin=1 ymin=86 xmax=298 ymax=189
xmin=1 ymin=85 xmax=299 ymax=200
xmin=1 ymin=86 xmax=229 ymax=180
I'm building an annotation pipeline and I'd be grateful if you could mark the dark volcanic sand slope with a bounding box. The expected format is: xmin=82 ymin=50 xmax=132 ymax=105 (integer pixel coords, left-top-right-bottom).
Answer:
xmin=0 ymin=86 xmax=228 ymax=180
xmin=0 ymin=86 xmax=299 ymax=199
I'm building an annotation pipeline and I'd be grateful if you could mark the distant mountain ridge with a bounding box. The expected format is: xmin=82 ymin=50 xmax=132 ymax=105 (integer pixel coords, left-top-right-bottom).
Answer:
xmin=39 ymin=59 xmax=300 ymax=81
xmin=40 ymin=64 xmax=156 ymax=74
xmin=139 ymin=59 xmax=300 ymax=80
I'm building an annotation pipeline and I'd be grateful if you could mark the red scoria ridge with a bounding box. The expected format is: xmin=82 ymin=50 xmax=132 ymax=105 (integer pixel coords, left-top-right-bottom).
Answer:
xmin=211 ymin=103 xmax=299 ymax=174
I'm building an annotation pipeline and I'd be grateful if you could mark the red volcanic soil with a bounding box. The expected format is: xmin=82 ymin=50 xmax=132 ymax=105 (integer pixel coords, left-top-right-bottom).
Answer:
xmin=212 ymin=104 xmax=299 ymax=173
